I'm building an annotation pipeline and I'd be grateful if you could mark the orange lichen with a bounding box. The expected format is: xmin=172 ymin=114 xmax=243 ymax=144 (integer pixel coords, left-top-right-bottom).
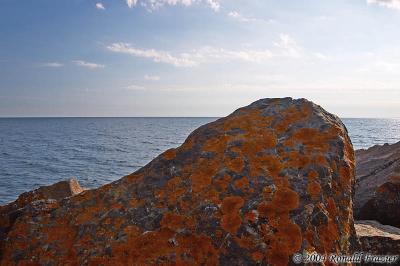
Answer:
xmin=241 ymin=130 xmax=277 ymax=156
xmin=225 ymin=156 xmax=245 ymax=173
xmin=202 ymin=136 xmax=227 ymax=153
xmin=307 ymin=181 xmax=321 ymax=198
xmin=271 ymin=187 xmax=299 ymax=211
xmin=163 ymin=148 xmax=177 ymax=160
xmin=331 ymin=161 xmax=337 ymax=172
xmin=234 ymin=176 xmax=249 ymax=190
xmin=189 ymin=158 xmax=220 ymax=193
xmin=265 ymin=216 xmax=302 ymax=265
xmin=223 ymin=108 xmax=272 ymax=133
xmin=204 ymin=187 xmax=221 ymax=204
xmin=339 ymin=165 xmax=352 ymax=191
xmin=190 ymin=172 xmax=212 ymax=193
xmin=220 ymin=196 xmax=244 ymax=234
xmin=305 ymin=229 xmax=315 ymax=247
xmin=275 ymin=104 xmax=312 ymax=133
xmin=317 ymin=218 xmax=340 ymax=253
xmin=245 ymin=210 xmax=258 ymax=223
xmin=258 ymin=179 xmax=302 ymax=265
xmin=262 ymin=186 xmax=274 ymax=200
xmin=291 ymin=128 xmax=331 ymax=153
xmin=235 ymin=235 xmax=254 ymax=249
xmin=250 ymin=154 xmax=283 ymax=177
xmin=213 ymin=174 xmax=232 ymax=192
xmin=308 ymin=170 xmax=319 ymax=180
xmin=168 ymin=187 xmax=187 ymax=205
xmin=285 ymin=150 xmax=311 ymax=169
xmin=313 ymin=154 xmax=329 ymax=166
xmin=252 ymin=251 xmax=264 ymax=262
xmin=160 ymin=212 xmax=194 ymax=231
xmin=327 ymin=197 xmax=338 ymax=218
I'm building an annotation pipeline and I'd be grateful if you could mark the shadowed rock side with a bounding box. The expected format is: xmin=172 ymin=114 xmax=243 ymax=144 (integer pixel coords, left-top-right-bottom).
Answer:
xmin=355 ymin=142 xmax=400 ymax=227
xmin=355 ymin=220 xmax=400 ymax=255
xmin=0 ymin=98 xmax=357 ymax=266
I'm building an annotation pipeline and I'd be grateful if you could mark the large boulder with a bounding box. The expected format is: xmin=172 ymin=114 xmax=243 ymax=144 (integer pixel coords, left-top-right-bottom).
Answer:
xmin=355 ymin=142 xmax=400 ymax=226
xmin=0 ymin=98 xmax=356 ymax=265
xmin=355 ymin=220 xmax=400 ymax=255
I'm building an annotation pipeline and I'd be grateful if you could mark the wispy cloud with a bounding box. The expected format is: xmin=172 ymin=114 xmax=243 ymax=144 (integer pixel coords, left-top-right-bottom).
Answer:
xmin=125 ymin=84 xmax=146 ymax=91
xmin=41 ymin=62 xmax=64 ymax=68
xmin=206 ymin=0 xmax=220 ymax=12
xmin=313 ymin=52 xmax=332 ymax=60
xmin=107 ymin=35 xmax=301 ymax=67
xmin=228 ymin=11 xmax=256 ymax=22
xmin=273 ymin=34 xmax=303 ymax=58
xmin=367 ymin=0 xmax=400 ymax=10
xmin=227 ymin=11 xmax=275 ymax=23
xmin=107 ymin=43 xmax=197 ymax=67
xmin=126 ymin=0 xmax=138 ymax=8
xmin=358 ymin=60 xmax=400 ymax=73
xmin=144 ymin=75 xmax=160 ymax=81
xmin=96 ymin=3 xmax=105 ymax=10
xmin=125 ymin=0 xmax=220 ymax=12
xmin=72 ymin=60 xmax=105 ymax=69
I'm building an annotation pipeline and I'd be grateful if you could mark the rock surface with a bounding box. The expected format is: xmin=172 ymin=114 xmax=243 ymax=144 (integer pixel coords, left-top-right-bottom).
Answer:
xmin=0 ymin=98 xmax=357 ymax=265
xmin=355 ymin=142 xmax=400 ymax=227
xmin=0 ymin=178 xmax=84 ymax=263
xmin=0 ymin=178 xmax=84 ymax=250
xmin=355 ymin=220 xmax=400 ymax=254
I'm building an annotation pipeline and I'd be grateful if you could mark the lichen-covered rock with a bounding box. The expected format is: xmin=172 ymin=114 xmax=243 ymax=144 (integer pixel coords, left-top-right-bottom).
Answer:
xmin=355 ymin=141 xmax=400 ymax=226
xmin=355 ymin=220 xmax=400 ymax=254
xmin=0 ymin=178 xmax=84 ymax=252
xmin=0 ymin=98 xmax=356 ymax=265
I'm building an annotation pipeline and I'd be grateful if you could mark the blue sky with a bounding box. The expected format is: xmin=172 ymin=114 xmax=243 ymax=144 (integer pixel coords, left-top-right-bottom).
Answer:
xmin=1 ymin=0 xmax=400 ymax=117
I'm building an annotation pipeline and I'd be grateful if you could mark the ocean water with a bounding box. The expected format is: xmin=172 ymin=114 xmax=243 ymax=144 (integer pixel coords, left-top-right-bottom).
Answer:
xmin=0 ymin=117 xmax=399 ymax=205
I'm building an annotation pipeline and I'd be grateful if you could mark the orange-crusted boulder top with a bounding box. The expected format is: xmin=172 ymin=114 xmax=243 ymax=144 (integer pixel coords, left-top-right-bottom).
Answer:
xmin=0 ymin=98 xmax=357 ymax=265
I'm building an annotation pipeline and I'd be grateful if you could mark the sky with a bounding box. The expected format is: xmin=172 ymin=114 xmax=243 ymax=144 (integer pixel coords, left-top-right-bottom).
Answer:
xmin=1 ymin=0 xmax=400 ymax=117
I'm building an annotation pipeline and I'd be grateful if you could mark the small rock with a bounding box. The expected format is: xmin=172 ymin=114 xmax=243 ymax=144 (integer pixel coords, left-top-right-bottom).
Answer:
xmin=355 ymin=220 xmax=400 ymax=254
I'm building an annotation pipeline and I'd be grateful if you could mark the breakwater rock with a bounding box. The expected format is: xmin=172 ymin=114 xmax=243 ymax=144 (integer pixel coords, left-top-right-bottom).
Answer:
xmin=0 ymin=98 xmax=357 ymax=265
xmin=355 ymin=220 xmax=400 ymax=255
xmin=0 ymin=178 xmax=83 ymax=252
xmin=355 ymin=142 xmax=400 ymax=227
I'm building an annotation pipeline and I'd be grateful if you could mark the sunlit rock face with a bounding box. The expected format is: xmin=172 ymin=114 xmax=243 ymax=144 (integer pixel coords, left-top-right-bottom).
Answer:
xmin=0 ymin=98 xmax=357 ymax=265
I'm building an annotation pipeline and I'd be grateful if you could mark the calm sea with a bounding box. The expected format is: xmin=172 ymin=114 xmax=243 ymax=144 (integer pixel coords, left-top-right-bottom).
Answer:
xmin=1 ymin=117 xmax=399 ymax=204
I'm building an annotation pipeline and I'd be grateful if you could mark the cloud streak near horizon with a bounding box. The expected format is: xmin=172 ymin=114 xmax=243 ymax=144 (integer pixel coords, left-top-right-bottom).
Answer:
xmin=72 ymin=60 xmax=105 ymax=69
xmin=107 ymin=35 xmax=302 ymax=67
xmin=367 ymin=0 xmax=400 ymax=9
xmin=41 ymin=62 xmax=64 ymax=68
xmin=125 ymin=0 xmax=220 ymax=11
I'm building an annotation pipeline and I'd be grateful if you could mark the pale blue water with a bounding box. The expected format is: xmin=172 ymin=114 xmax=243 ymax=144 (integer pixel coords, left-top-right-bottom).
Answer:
xmin=0 ymin=118 xmax=399 ymax=204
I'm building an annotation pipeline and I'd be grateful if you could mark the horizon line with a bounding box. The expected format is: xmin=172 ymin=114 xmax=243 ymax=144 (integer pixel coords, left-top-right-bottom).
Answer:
xmin=0 ymin=116 xmax=400 ymax=119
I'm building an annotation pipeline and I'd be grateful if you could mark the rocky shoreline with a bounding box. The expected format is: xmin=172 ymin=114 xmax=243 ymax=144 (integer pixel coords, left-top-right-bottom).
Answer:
xmin=0 ymin=98 xmax=399 ymax=265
